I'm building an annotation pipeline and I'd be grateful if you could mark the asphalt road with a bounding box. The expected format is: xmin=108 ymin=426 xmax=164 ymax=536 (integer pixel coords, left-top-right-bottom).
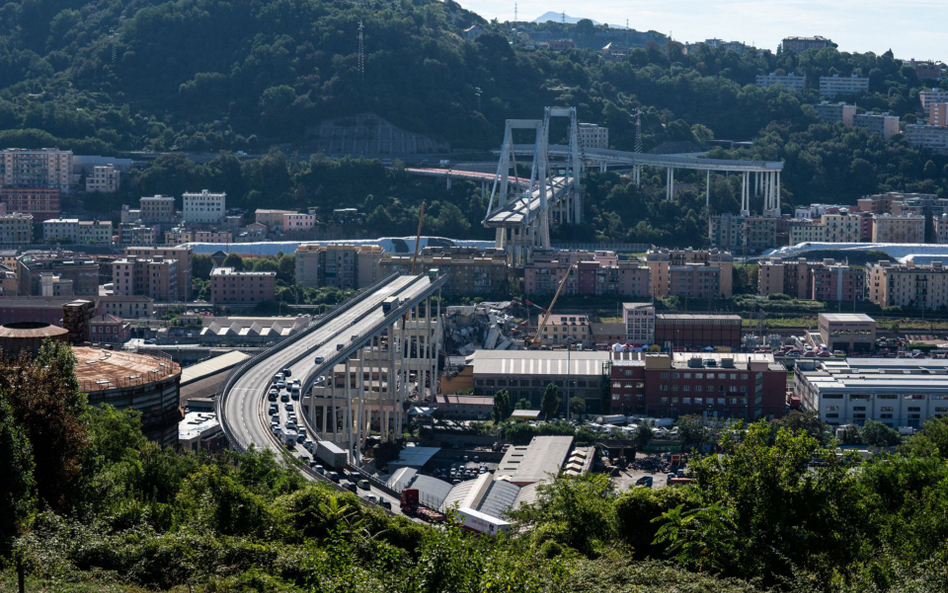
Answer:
xmin=222 ymin=274 xmax=439 ymax=511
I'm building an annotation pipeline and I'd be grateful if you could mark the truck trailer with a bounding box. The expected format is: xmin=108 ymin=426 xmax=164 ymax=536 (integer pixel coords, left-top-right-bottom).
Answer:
xmin=316 ymin=441 xmax=348 ymax=470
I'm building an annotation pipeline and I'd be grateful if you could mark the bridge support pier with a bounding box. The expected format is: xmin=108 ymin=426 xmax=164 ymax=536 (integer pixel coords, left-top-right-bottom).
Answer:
xmin=740 ymin=171 xmax=750 ymax=216
xmin=665 ymin=167 xmax=675 ymax=201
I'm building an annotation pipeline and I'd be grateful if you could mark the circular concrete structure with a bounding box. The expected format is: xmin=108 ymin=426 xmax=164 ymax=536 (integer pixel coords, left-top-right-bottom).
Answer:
xmin=76 ymin=347 xmax=182 ymax=445
xmin=0 ymin=322 xmax=69 ymax=356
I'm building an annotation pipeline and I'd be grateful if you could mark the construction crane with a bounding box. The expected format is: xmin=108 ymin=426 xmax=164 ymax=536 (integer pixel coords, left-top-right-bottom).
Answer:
xmin=410 ymin=201 xmax=426 ymax=275
xmin=527 ymin=264 xmax=573 ymax=347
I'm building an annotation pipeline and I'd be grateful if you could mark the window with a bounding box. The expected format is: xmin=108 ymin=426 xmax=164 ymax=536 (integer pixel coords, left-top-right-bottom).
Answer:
xmin=696 ymin=373 xmax=703 ymax=379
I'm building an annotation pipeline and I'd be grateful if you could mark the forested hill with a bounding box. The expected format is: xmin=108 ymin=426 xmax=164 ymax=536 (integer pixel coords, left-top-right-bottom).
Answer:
xmin=0 ymin=0 xmax=942 ymax=157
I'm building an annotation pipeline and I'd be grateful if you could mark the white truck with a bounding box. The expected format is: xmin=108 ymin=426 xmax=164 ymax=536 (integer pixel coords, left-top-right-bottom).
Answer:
xmin=456 ymin=506 xmax=511 ymax=535
xmin=281 ymin=431 xmax=298 ymax=447
xmin=316 ymin=440 xmax=348 ymax=470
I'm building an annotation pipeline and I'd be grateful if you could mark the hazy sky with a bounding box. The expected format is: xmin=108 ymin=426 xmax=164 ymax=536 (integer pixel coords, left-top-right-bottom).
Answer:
xmin=455 ymin=0 xmax=947 ymax=61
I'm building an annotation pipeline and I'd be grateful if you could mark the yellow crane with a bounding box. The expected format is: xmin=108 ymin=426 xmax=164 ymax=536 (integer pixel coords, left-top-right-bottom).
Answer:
xmin=410 ymin=201 xmax=426 ymax=275
xmin=528 ymin=264 xmax=573 ymax=347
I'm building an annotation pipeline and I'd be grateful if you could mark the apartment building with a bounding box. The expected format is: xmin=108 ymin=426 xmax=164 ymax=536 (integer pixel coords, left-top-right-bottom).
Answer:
xmin=523 ymin=251 xmax=649 ymax=298
xmin=935 ymin=215 xmax=948 ymax=243
xmin=294 ymin=244 xmax=383 ymax=290
xmin=794 ymin=204 xmax=847 ymax=218
xmin=0 ymin=187 xmax=60 ymax=221
xmin=709 ymin=214 xmax=777 ymax=253
xmin=85 ymin=164 xmax=120 ymax=193
xmin=111 ymin=257 xmax=179 ymax=302
xmin=904 ymin=124 xmax=948 ymax=153
xmin=867 ymin=260 xmax=948 ymax=309
xmin=789 ymin=220 xmax=825 ymax=244
xmin=99 ymin=295 xmax=155 ymax=319
xmin=117 ymin=223 xmax=157 ymax=246
xmin=42 ymin=219 xmax=111 ymax=245
xmin=755 ymin=72 xmax=806 ymax=92
xmin=578 ymin=123 xmax=609 ymax=149
xmin=913 ymin=62 xmax=946 ymax=81
xmin=17 ymin=250 xmax=98 ymax=296
xmin=0 ymin=148 xmax=72 ymax=190
xmin=781 ymin=35 xmax=834 ymax=53
xmin=282 ymin=212 xmax=317 ymax=232
xmin=654 ymin=313 xmax=743 ymax=350
xmin=379 ymin=249 xmax=509 ymax=296
xmin=182 ymin=190 xmax=225 ymax=224
xmin=919 ymin=88 xmax=948 ymax=111
xmin=40 ymin=274 xmax=73 ymax=297
xmin=126 ymin=246 xmax=192 ymax=301
xmin=78 ymin=220 xmax=112 ymax=245
xmin=811 ymin=264 xmax=866 ymax=303
xmin=794 ymin=358 xmax=948 ymax=428
xmin=814 ymin=102 xmax=856 ymax=126
xmin=646 ymin=248 xmax=733 ymax=298
xmin=139 ymin=196 xmax=177 ymax=225
xmin=819 ymin=75 xmax=869 ymax=98
xmin=210 ymin=267 xmax=276 ymax=304
xmin=536 ymin=314 xmax=591 ymax=347
xmin=610 ymin=353 xmax=787 ymax=420
xmin=871 ymin=214 xmax=925 ymax=243
xmin=852 ymin=112 xmax=900 ymax=140
xmin=254 ymin=209 xmax=296 ymax=231
xmin=758 ymin=257 xmax=816 ymax=299
xmin=90 ymin=314 xmax=131 ymax=345
xmin=858 ymin=192 xmax=947 ymax=216
xmin=930 ymin=103 xmax=948 ymax=128
xmin=0 ymin=213 xmax=32 ymax=246
xmin=823 ymin=213 xmax=862 ymax=242
xmin=622 ymin=302 xmax=655 ymax=344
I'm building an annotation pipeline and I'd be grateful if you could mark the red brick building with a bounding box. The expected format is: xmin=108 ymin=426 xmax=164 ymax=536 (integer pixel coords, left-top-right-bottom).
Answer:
xmin=609 ymin=353 xmax=787 ymax=420
xmin=0 ymin=187 xmax=60 ymax=221
xmin=654 ymin=314 xmax=742 ymax=351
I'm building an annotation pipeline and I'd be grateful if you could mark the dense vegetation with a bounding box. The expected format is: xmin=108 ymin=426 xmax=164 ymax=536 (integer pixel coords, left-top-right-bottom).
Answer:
xmin=3 ymin=1 xmax=947 ymax=244
xmin=7 ymin=341 xmax=948 ymax=591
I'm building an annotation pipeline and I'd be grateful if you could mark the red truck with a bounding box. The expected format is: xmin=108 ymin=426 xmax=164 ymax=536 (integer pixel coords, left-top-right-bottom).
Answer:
xmin=400 ymin=489 xmax=445 ymax=523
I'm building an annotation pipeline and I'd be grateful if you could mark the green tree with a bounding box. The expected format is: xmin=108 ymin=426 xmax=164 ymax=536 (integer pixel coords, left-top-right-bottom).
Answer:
xmin=652 ymin=502 xmax=737 ymax=573
xmin=636 ymin=424 xmax=654 ymax=450
xmin=491 ymin=389 xmax=511 ymax=423
xmin=1 ymin=344 xmax=87 ymax=511
xmin=860 ymin=419 xmax=900 ymax=447
xmin=0 ymin=394 xmax=34 ymax=553
xmin=509 ymin=473 xmax=616 ymax=557
xmin=192 ymin=253 xmax=213 ymax=280
xmin=541 ymin=383 xmax=561 ymax=420
xmin=515 ymin=398 xmax=531 ymax=410
xmin=222 ymin=252 xmax=245 ymax=271
xmin=569 ymin=396 xmax=585 ymax=420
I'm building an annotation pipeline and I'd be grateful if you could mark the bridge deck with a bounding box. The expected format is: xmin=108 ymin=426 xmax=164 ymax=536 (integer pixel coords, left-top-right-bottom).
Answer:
xmin=484 ymin=177 xmax=571 ymax=227
xmin=509 ymin=144 xmax=783 ymax=172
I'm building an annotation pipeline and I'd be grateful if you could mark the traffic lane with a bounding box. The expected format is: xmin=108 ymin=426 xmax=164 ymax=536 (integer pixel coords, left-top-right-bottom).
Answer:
xmin=226 ymin=277 xmax=410 ymax=447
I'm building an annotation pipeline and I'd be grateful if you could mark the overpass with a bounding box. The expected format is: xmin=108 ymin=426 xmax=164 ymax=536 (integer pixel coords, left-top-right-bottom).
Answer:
xmin=510 ymin=143 xmax=785 ymax=216
xmin=217 ymin=272 xmax=446 ymax=509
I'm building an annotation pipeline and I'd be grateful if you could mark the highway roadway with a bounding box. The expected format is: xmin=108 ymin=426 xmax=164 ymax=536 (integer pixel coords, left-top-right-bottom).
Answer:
xmin=221 ymin=273 xmax=444 ymax=511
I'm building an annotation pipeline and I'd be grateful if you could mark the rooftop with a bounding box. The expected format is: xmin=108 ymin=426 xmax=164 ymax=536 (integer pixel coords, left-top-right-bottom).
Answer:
xmin=211 ymin=267 xmax=276 ymax=277
xmin=470 ymin=349 xmax=609 ymax=377
xmin=73 ymin=347 xmax=180 ymax=392
xmin=178 ymin=411 xmax=220 ymax=442
xmin=820 ymin=313 xmax=875 ymax=323
xmin=496 ymin=435 xmax=574 ymax=485
xmin=180 ymin=350 xmax=250 ymax=386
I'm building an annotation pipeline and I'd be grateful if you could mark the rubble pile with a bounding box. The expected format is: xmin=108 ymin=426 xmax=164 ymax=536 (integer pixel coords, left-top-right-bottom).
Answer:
xmin=442 ymin=301 xmax=525 ymax=355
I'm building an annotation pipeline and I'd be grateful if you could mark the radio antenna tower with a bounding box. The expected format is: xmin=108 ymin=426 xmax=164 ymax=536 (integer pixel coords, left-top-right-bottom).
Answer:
xmin=514 ymin=2 xmax=518 ymax=21
xmin=358 ymin=20 xmax=365 ymax=82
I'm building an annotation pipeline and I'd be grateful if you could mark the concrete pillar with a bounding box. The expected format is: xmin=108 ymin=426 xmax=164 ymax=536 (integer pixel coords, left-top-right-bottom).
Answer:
xmin=740 ymin=171 xmax=749 ymax=216
xmin=706 ymin=170 xmax=711 ymax=208
xmin=388 ymin=324 xmax=396 ymax=441
xmin=357 ymin=344 xmax=365 ymax=463
xmin=345 ymin=357 xmax=353 ymax=457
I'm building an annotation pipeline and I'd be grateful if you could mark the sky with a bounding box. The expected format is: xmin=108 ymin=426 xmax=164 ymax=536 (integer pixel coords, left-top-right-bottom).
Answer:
xmin=454 ymin=0 xmax=948 ymax=62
